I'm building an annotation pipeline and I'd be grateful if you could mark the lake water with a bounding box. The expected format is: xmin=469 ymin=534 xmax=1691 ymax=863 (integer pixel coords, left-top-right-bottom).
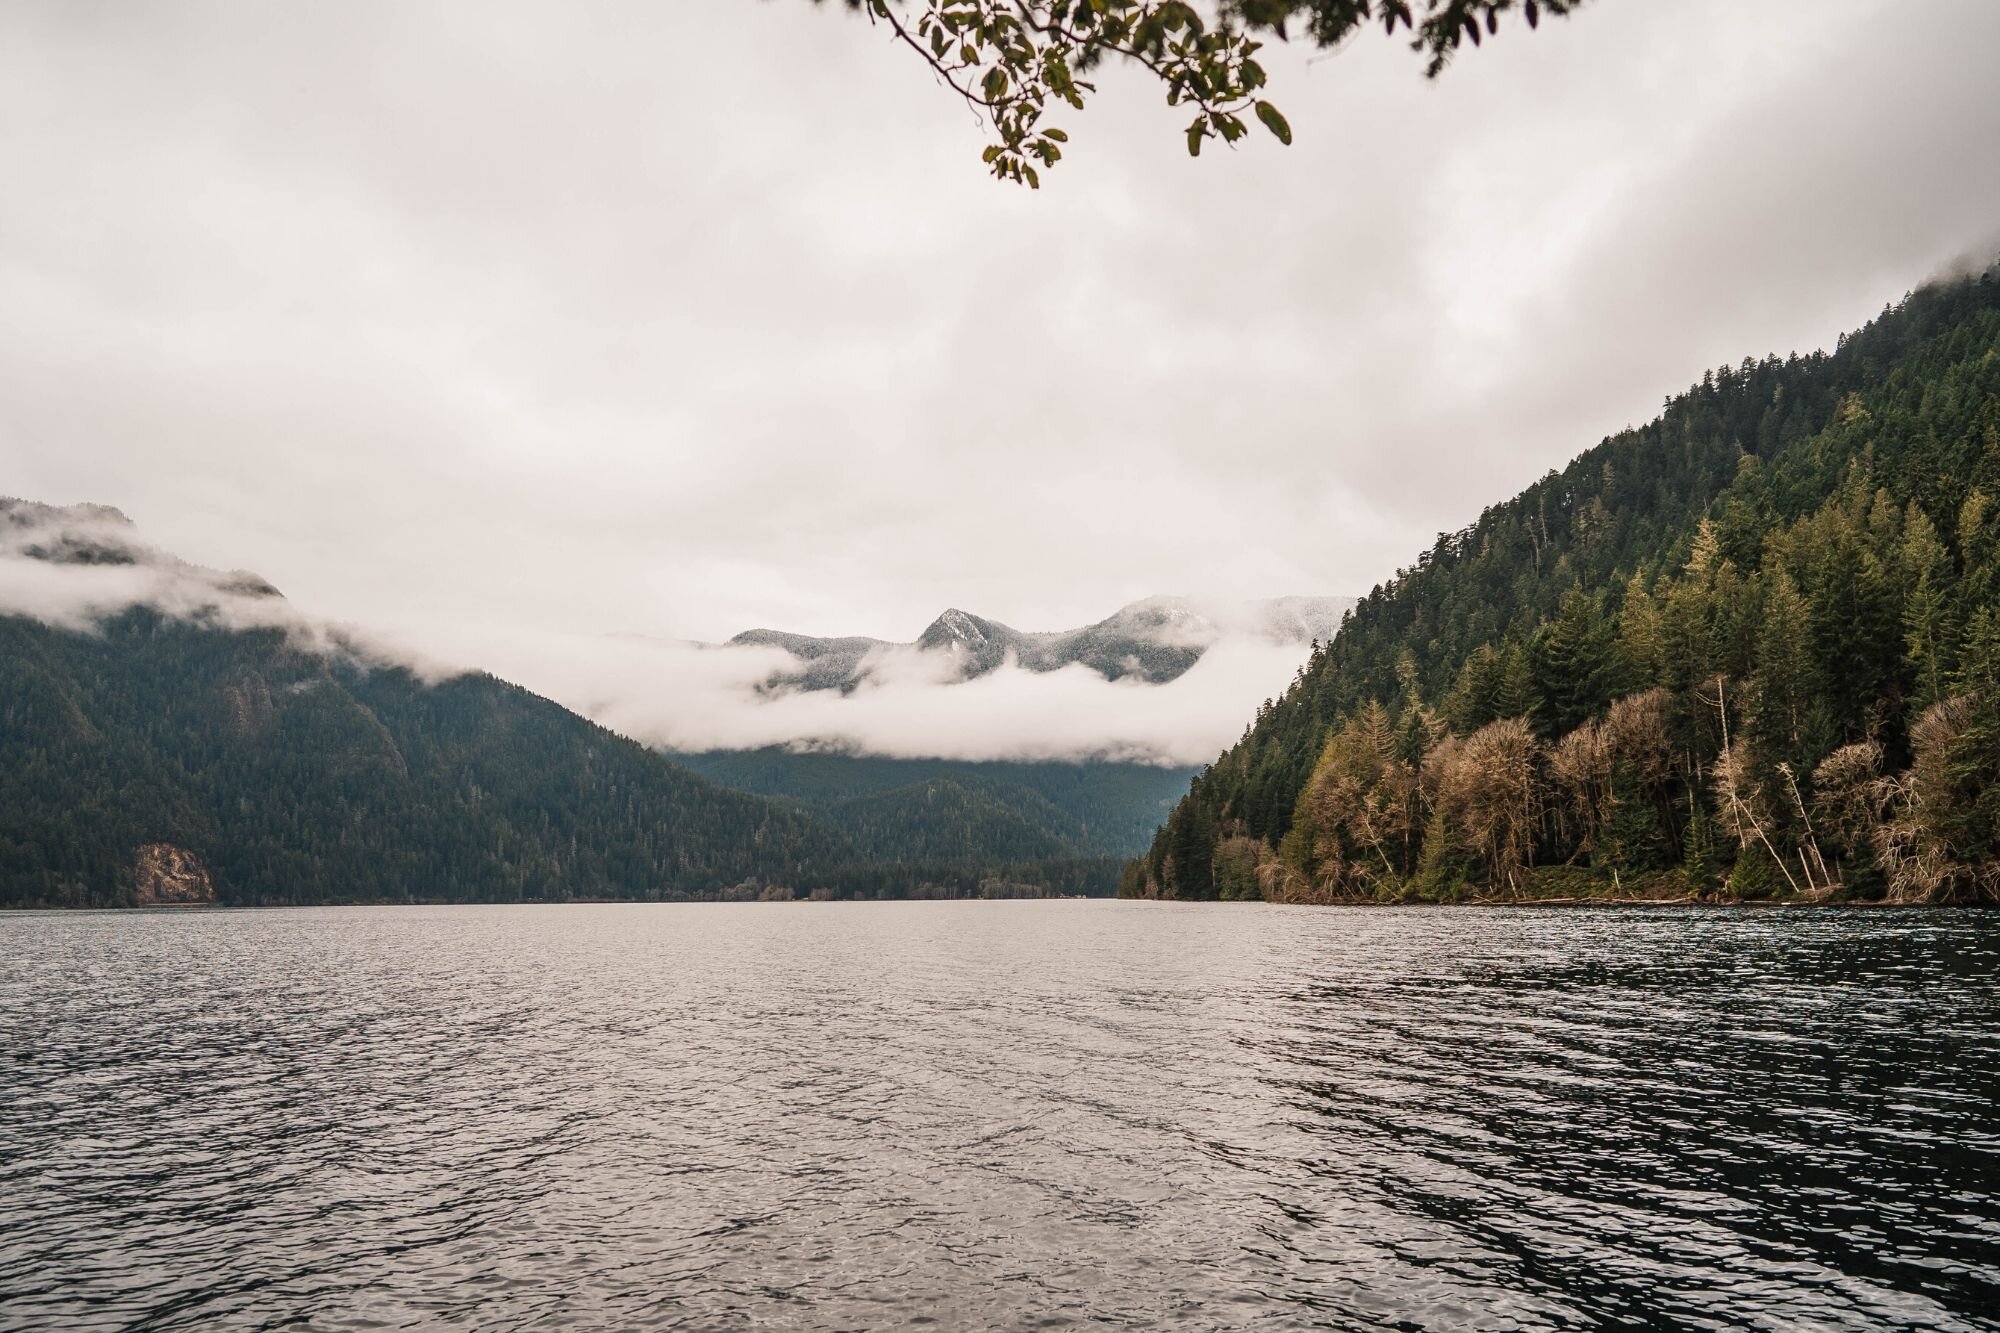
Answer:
xmin=2 ymin=902 xmax=1996 ymax=1330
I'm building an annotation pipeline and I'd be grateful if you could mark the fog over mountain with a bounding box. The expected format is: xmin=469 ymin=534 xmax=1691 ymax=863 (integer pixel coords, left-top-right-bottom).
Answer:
xmin=2 ymin=500 xmax=1345 ymax=766
xmin=3 ymin=500 xmax=304 ymax=636
xmin=728 ymin=595 xmax=1353 ymax=693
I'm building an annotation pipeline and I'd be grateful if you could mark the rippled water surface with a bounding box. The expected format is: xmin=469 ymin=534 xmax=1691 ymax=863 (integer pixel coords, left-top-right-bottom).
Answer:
xmin=3 ymin=903 xmax=1997 ymax=1330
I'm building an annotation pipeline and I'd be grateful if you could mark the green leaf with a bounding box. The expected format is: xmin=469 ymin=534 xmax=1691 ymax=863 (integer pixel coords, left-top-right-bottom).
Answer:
xmin=1186 ymin=121 xmax=1204 ymax=157
xmin=1254 ymin=100 xmax=1292 ymax=146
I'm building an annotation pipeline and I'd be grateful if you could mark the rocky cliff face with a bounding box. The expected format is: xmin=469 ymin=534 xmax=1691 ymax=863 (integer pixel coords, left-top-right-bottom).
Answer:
xmin=132 ymin=843 xmax=215 ymax=906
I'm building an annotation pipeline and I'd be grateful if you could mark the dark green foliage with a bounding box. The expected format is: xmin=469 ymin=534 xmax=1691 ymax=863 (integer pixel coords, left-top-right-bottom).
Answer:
xmin=1413 ymin=809 xmax=1472 ymax=897
xmin=671 ymin=748 xmax=1193 ymax=860
xmin=803 ymin=856 xmax=1125 ymax=899
xmin=1212 ymin=835 xmax=1263 ymax=900
xmin=0 ymin=613 xmax=850 ymax=908
xmin=821 ymin=779 xmax=1077 ymax=863
xmin=1680 ymin=792 xmax=1721 ymax=890
xmin=0 ymin=613 xmax=1143 ymax=906
xmin=1528 ymin=590 xmax=1616 ymax=737
xmin=1600 ymin=761 xmax=1669 ymax=875
xmin=1726 ymin=846 xmax=1778 ymax=901
xmin=1942 ymin=608 xmax=2000 ymax=869
xmin=1134 ymin=264 xmax=2000 ymax=903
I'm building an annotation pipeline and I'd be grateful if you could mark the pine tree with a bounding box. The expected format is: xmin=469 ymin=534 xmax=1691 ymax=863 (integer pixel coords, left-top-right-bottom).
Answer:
xmin=1529 ymin=590 xmax=1616 ymax=737
xmin=1945 ymin=609 xmax=2000 ymax=881
xmin=1808 ymin=531 xmax=1896 ymax=740
xmin=1445 ymin=644 xmax=1502 ymax=734
xmin=1752 ymin=571 xmax=1821 ymax=760
xmin=1615 ymin=575 xmax=1664 ymax=691
xmin=1901 ymin=505 xmax=1959 ymax=711
xmin=1602 ymin=759 xmax=1670 ymax=874
xmin=1682 ymin=786 xmax=1722 ymax=890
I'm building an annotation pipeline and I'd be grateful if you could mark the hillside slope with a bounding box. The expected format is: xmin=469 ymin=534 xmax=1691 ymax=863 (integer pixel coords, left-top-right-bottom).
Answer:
xmin=673 ymin=749 xmax=1195 ymax=859
xmin=1133 ymin=266 xmax=2000 ymax=904
xmin=0 ymin=500 xmax=1142 ymax=906
xmin=0 ymin=610 xmax=851 ymax=907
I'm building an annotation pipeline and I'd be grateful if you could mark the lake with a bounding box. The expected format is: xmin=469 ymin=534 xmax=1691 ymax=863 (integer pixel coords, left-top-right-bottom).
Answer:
xmin=2 ymin=902 xmax=1995 ymax=1330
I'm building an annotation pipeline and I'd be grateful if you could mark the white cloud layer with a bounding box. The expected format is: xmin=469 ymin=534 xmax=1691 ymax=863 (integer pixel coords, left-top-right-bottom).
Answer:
xmin=0 ymin=505 xmax=309 ymax=637
xmin=1 ymin=504 xmax=1304 ymax=765
xmin=401 ymin=624 xmax=1306 ymax=766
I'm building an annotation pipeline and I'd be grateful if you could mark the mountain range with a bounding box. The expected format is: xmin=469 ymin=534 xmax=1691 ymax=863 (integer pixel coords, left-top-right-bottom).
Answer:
xmin=39 ymin=257 xmax=1996 ymax=916
xmin=724 ymin=595 xmax=1354 ymax=693
xmin=0 ymin=499 xmax=1205 ymax=906
xmin=0 ymin=499 xmax=851 ymax=907
xmin=664 ymin=596 xmax=1352 ymax=858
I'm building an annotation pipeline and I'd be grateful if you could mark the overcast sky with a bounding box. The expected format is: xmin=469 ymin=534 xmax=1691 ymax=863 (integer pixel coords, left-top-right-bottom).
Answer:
xmin=5 ymin=0 xmax=2000 ymax=650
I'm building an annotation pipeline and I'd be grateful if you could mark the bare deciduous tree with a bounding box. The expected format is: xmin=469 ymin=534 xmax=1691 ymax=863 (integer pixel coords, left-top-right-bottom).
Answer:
xmin=1431 ymin=716 xmax=1541 ymax=894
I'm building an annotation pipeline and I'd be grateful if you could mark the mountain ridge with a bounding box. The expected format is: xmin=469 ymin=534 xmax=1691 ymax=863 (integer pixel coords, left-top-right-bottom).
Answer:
xmin=725 ymin=593 xmax=1356 ymax=695
xmin=0 ymin=501 xmax=1140 ymax=904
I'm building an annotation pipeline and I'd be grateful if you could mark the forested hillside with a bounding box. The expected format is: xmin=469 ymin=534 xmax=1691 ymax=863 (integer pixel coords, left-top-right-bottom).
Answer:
xmin=0 ymin=610 xmax=1141 ymax=906
xmin=0 ymin=497 xmax=1158 ymax=906
xmin=1131 ymin=265 xmax=2000 ymax=904
xmin=674 ymin=749 xmax=1194 ymax=859
xmin=0 ymin=611 xmax=853 ymax=907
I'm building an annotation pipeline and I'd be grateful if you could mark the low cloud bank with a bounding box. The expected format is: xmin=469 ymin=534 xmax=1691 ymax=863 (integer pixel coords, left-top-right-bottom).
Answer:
xmin=404 ymin=623 xmax=1306 ymax=767
xmin=2 ymin=501 xmax=1309 ymax=767
xmin=1 ymin=500 xmax=318 ymax=638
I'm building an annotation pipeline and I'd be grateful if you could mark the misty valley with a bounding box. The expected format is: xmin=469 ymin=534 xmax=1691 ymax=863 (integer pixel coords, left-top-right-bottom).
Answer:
xmin=7 ymin=4 xmax=2000 ymax=1329
xmin=9 ymin=268 xmax=2000 ymax=913
xmin=0 ymin=497 xmax=1326 ymax=907
xmin=5 ymin=265 xmax=2000 ymax=1333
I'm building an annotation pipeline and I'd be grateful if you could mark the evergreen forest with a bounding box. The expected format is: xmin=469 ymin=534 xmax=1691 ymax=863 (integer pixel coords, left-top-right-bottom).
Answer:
xmin=1129 ymin=265 xmax=2000 ymax=905
xmin=0 ymin=611 xmax=1124 ymax=906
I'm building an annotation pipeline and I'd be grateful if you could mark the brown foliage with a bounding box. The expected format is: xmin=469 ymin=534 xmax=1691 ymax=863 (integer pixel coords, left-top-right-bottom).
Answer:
xmin=1813 ymin=741 xmax=1885 ymax=864
xmin=1429 ymin=717 xmax=1541 ymax=892
xmin=1288 ymin=701 xmax=1419 ymax=896
xmin=1873 ymin=697 xmax=1997 ymax=902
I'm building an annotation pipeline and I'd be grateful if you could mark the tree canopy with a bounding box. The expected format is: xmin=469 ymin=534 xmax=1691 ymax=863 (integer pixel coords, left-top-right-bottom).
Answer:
xmin=833 ymin=0 xmax=1583 ymax=184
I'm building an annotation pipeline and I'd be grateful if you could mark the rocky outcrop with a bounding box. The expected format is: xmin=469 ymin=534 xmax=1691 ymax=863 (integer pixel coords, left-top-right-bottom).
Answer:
xmin=132 ymin=843 xmax=215 ymax=906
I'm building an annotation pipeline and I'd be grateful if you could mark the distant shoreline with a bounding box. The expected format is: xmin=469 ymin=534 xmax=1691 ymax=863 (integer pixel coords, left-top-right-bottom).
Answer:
xmin=6 ymin=896 xmax=1989 ymax=912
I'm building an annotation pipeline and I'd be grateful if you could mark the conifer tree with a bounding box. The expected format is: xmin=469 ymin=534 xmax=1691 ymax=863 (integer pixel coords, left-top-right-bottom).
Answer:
xmin=1900 ymin=505 xmax=1959 ymax=711
xmin=1529 ymin=590 xmax=1616 ymax=737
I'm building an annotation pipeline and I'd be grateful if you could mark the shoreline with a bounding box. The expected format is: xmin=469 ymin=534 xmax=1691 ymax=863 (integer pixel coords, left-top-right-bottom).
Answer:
xmin=5 ymin=895 xmax=1991 ymax=912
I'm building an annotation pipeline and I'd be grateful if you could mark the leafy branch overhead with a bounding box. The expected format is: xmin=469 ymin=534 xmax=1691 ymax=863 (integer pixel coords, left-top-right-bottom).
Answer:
xmin=833 ymin=1 xmax=1581 ymax=185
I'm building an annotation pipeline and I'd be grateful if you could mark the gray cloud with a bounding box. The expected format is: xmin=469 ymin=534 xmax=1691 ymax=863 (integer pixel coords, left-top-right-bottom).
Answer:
xmin=3 ymin=0 xmax=1997 ymax=679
